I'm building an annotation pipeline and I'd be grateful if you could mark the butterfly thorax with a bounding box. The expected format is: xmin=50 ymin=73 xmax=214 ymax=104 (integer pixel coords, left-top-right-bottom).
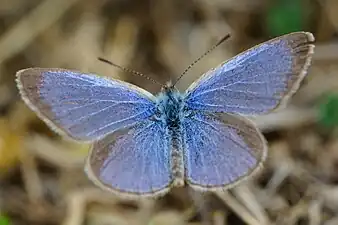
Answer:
xmin=155 ymin=86 xmax=185 ymax=127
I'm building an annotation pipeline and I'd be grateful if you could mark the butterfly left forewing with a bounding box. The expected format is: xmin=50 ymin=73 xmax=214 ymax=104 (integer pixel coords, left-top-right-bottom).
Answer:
xmin=17 ymin=68 xmax=156 ymax=141
xmin=182 ymin=112 xmax=266 ymax=190
xmin=184 ymin=32 xmax=315 ymax=115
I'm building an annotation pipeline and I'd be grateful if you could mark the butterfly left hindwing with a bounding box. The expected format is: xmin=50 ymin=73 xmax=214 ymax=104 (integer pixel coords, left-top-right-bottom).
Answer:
xmin=85 ymin=120 xmax=173 ymax=197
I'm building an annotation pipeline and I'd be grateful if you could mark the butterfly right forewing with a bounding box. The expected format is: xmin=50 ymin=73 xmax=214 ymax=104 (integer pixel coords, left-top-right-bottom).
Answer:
xmin=184 ymin=32 xmax=314 ymax=115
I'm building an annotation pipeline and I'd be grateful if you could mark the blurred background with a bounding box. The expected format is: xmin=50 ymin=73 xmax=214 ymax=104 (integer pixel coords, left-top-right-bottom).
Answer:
xmin=0 ymin=0 xmax=337 ymax=224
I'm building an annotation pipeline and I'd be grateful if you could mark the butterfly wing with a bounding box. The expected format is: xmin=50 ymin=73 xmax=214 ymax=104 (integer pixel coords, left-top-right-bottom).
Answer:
xmin=184 ymin=32 xmax=315 ymax=115
xmin=16 ymin=68 xmax=156 ymax=141
xmin=85 ymin=120 xmax=173 ymax=197
xmin=183 ymin=112 xmax=266 ymax=190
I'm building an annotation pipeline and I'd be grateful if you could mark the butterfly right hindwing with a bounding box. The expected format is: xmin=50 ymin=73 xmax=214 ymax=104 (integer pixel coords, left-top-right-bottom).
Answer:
xmin=182 ymin=112 xmax=266 ymax=190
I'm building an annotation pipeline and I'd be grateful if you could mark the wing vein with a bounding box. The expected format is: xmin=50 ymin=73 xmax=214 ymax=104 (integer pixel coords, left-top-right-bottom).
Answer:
xmin=85 ymin=110 xmax=151 ymax=136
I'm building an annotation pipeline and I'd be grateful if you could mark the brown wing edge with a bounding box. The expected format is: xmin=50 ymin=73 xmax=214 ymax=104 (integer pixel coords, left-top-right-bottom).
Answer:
xmin=273 ymin=32 xmax=315 ymax=112
xmin=16 ymin=68 xmax=86 ymax=142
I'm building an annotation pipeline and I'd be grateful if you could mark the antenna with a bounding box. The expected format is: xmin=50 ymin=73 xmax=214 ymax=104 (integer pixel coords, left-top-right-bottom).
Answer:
xmin=172 ymin=34 xmax=231 ymax=86
xmin=98 ymin=57 xmax=164 ymax=87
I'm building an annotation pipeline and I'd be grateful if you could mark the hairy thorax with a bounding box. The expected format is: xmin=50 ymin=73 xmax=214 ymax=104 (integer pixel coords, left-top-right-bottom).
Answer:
xmin=155 ymin=86 xmax=187 ymax=128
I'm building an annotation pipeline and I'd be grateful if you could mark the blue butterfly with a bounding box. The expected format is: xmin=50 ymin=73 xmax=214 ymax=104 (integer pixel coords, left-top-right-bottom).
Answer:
xmin=16 ymin=32 xmax=314 ymax=198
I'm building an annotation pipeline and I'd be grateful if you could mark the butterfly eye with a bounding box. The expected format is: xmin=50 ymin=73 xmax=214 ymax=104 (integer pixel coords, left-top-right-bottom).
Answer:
xmin=149 ymin=108 xmax=162 ymax=121
xmin=182 ymin=105 xmax=193 ymax=117
xmin=183 ymin=104 xmax=190 ymax=111
xmin=154 ymin=107 xmax=162 ymax=118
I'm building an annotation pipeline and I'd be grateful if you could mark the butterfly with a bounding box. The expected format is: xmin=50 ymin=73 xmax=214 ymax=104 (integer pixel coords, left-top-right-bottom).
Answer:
xmin=16 ymin=32 xmax=315 ymax=198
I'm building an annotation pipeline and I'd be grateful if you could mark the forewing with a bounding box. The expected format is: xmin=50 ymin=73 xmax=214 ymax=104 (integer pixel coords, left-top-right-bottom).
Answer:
xmin=17 ymin=68 xmax=156 ymax=141
xmin=185 ymin=32 xmax=314 ymax=115
xmin=85 ymin=120 xmax=173 ymax=197
xmin=183 ymin=112 xmax=266 ymax=190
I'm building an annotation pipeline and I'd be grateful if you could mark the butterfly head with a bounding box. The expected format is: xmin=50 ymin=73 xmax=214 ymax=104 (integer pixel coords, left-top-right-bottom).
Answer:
xmin=161 ymin=80 xmax=174 ymax=90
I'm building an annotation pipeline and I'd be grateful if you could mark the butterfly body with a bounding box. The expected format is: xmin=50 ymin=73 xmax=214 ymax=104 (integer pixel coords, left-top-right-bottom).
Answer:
xmin=154 ymin=85 xmax=187 ymax=186
xmin=16 ymin=32 xmax=315 ymax=198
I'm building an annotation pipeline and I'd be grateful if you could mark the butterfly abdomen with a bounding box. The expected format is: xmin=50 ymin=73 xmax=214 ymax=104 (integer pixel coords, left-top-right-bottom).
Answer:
xmin=169 ymin=125 xmax=185 ymax=186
